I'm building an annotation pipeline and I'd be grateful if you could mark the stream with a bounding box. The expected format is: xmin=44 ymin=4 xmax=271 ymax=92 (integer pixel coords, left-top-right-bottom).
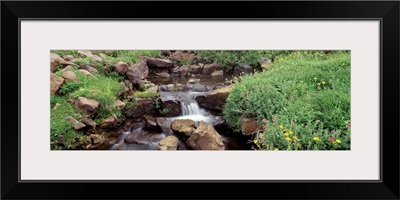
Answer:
xmin=107 ymin=75 xmax=252 ymax=150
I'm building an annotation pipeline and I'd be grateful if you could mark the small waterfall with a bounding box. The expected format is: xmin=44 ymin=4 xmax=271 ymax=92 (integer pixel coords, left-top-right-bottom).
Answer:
xmin=181 ymin=102 xmax=201 ymax=115
xmin=108 ymin=129 xmax=130 ymax=150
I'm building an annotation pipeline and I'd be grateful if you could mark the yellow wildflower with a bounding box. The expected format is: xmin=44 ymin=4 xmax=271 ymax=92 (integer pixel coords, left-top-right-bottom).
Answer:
xmin=283 ymin=132 xmax=289 ymax=137
xmin=288 ymin=130 xmax=293 ymax=134
xmin=292 ymin=136 xmax=298 ymax=140
xmin=285 ymin=137 xmax=291 ymax=142
xmin=313 ymin=77 xmax=317 ymax=81
xmin=335 ymin=139 xmax=341 ymax=144
xmin=322 ymin=81 xmax=326 ymax=85
xmin=313 ymin=137 xmax=320 ymax=141
xmin=274 ymin=148 xmax=279 ymax=151
xmin=279 ymin=125 xmax=284 ymax=129
xmin=317 ymin=83 xmax=321 ymax=86
xmin=253 ymin=139 xmax=258 ymax=144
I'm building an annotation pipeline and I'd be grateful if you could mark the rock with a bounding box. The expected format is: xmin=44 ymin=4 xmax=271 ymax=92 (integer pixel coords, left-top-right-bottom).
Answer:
xmin=65 ymin=116 xmax=86 ymax=130
xmin=171 ymin=51 xmax=195 ymax=63
xmin=124 ymin=128 xmax=149 ymax=144
xmin=146 ymin=57 xmax=173 ymax=68
xmin=144 ymin=115 xmax=158 ymax=130
xmin=189 ymin=65 xmax=203 ymax=74
xmin=62 ymin=71 xmax=80 ymax=82
xmin=99 ymin=53 xmax=107 ymax=59
xmin=90 ymin=134 xmax=108 ymax=145
xmin=240 ymin=118 xmax=259 ymax=135
xmin=52 ymin=103 xmax=61 ymax=110
xmin=79 ymin=64 xmax=99 ymax=73
xmin=114 ymin=100 xmax=126 ymax=110
xmin=78 ymin=69 xmax=97 ymax=79
xmin=195 ymin=85 xmax=233 ymax=111
xmin=179 ymin=65 xmax=190 ymax=77
xmin=74 ymin=97 xmax=100 ymax=113
xmin=158 ymin=135 xmax=179 ymax=150
xmin=61 ymin=65 xmax=74 ymax=72
xmin=147 ymin=85 xmax=159 ymax=93
xmin=171 ymin=119 xmax=195 ymax=137
xmin=187 ymin=78 xmax=200 ymax=84
xmin=50 ymin=53 xmax=65 ymax=72
xmin=50 ymin=74 xmax=65 ymax=95
xmin=211 ymin=70 xmax=224 ymax=76
xmin=78 ymin=50 xmax=93 ymax=57
xmin=202 ymin=63 xmax=222 ymax=75
xmin=161 ymin=50 xmax=171 ymax=56
xmin=165 ymin=83 xmax=185 ymax=92
xmin=99 ymin=114 xmax=118 ymax=129
xmin=155 ymin=72 xmax=170 ymax=78
xmin=126 ymin=62 xmax=149 ymax=84
xmin=124 ymin=98 xmax=155 ymax=118
xmin=82 ymin=118 xmax=96 ymax=129
xmin=62 ymin=55 xmax=76 ymax=62
xmin=186 ymin=121 xmax=224 ymax=150
xmin=156 ymin=118 xmax=173 ymax=135
xmin=112 ymin=61 xmax=129 ymax=75
xmin=91 ymin=55 xmax=103 ymax=62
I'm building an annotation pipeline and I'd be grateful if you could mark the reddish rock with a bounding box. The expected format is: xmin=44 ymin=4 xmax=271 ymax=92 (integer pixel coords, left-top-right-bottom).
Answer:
xmin=74 ymin=97 xmax=100 ymax=113
xmin=50 ymin=73 xmax=65 ymax=95
xmin=65 ymin=116 xmax=86 ymax=130
xmin=126 ymin=62 xmax=149 ymax=84
xmin=146 ymin=57 xmax=173 ymax=68
xmin=171 ymin=119 xmax=196 ymax=137
xmin=240 ymin=118 xmax=259 ymax=135
xmin=62 ymin=71 xmax=80 ymax=82
xmin=99 ymin=114 xmax=118 ymax=129
xmin=112 ymin=61 xmax=129 ymax=75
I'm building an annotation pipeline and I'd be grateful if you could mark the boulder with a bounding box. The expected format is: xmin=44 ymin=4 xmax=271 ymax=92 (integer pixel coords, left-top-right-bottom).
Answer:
xmin=202 ymin=63 xmax=222 ymax=75
xmin=146 ymin=57 xmax=173 ymax=68
xmin=161 ymin=50 xmax=171 ymax=56
xmin=195 ymin=85 xmax=233 ymax=111
xmin=74 ymin=97 xmax=100 ymax=113
xmin=61 ymin=65 xmax=74 ymax=72
xmin=126 ymin=62 xmax=149 ymax=84
xmin=171 ymin=119 xmax=196 ymax=137
xmin=50 ymin=53 xmax=65 ymax=72
xmin=188 ymin=65 xmax=203 ymax=74
xmin=78 ymin=50 xmax=103 ymax=62
xmin=114 ymin=100 xmax=126 ymax=110
xmin=62 ymin=55 xmax=76 ymax=62
xmin=211 ymin=70 xmax=224 ymax=76
xmin=50 ymin=74 xmax=65 ymax=95
xmin=78 ymin=69 xmax=97 ymax=79
xmin=82 ymin=118 xmax=96 ymax=129
xmin=147 ymin=85 xmax=159 ymax=93
xmin=144 ymin=115 xmax=158 ymax=130
xmin=155 ymin=72 xmax=170 ymax=78
xmin=124 ymin=128 xmax=150 ymax=144
xmin=79 ymin=64 xmax=99 ymax=73
xmin=90 ymin=134 xmax=108 ymax=145
xmin=179 ymin=65 xmax=190 ymax=77
xmin=171 ymin=51 xmax=195 ymax=63
xmin=187 ymin=78 xmax=200 ymax=84
xmin=240 ymin=118 xmax=259 ymax=135
xmin=62 ymin=71 xmax=80 ymax=82
xmin=65 ymin=116 xmax=86 ymax=130
xmin=156 ymin=118 xmax=173 ymax=135
xmin=112 ymin=61 xmax=129 ymax=75
xmin=158 ymin=135 xmax=179 ymax=150
xmin=99 ymin=114 xmax=118 ymax=129
xmin=186 ymin=121 xmax=224 ymax=150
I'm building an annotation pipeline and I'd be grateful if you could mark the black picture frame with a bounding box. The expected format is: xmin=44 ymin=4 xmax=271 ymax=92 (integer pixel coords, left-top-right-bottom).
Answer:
xmin=1 ymin=1 xmax=399 ymax=199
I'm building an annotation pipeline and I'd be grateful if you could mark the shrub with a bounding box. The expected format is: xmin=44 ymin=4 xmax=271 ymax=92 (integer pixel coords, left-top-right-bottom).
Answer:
xmin=223 ymin=51 xmax=351 ymax=150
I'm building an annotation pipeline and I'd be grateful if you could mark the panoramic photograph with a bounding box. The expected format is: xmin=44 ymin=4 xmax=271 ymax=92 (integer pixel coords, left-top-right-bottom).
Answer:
xmin=50 ymin=50 xmax=351 ymax=150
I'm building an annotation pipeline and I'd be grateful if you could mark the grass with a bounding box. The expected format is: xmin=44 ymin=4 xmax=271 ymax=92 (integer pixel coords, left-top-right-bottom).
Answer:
xmin=223 ymin=51 xmax=351 ymax=150
xmin=50 ymin=95 xmax=88 ymax=150
xmin=134 ymin=91 xmax=159 ymax=99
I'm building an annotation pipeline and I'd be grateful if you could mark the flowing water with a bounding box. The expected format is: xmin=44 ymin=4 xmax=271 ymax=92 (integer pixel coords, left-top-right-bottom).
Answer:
xmin=107 ymin=76 xmax=252 ymax=150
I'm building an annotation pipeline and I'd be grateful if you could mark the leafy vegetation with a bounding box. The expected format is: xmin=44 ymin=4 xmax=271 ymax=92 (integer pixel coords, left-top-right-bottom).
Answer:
xmin=223 ymin=51 xmax=351 ymax=150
